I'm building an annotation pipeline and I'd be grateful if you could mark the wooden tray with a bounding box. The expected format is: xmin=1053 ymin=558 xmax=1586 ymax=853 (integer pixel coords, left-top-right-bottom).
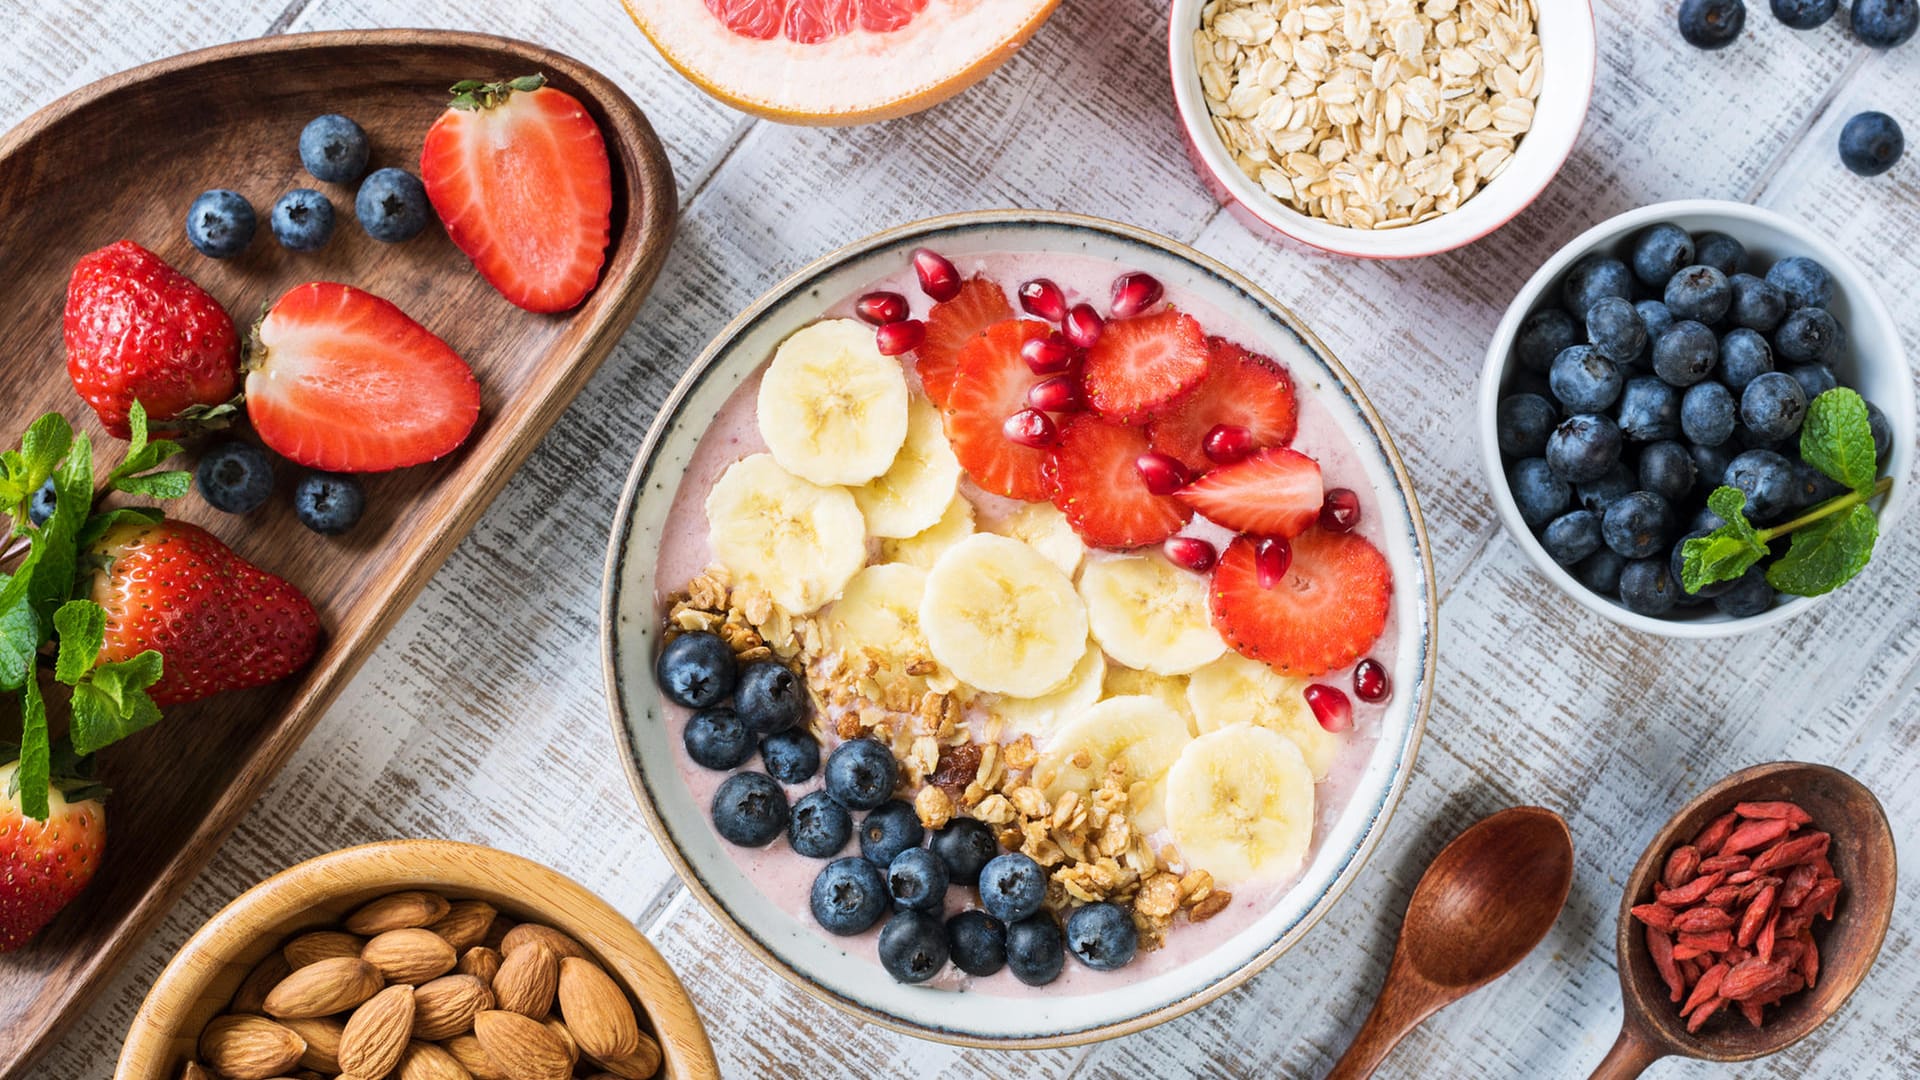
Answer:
xmin=0 ymin=30 xmax=675 ymax=1073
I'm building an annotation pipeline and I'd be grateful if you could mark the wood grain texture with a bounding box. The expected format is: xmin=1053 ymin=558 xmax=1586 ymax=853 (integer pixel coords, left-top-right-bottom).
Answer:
xmin=10 ymin=0 xmax=1920 ymax=1077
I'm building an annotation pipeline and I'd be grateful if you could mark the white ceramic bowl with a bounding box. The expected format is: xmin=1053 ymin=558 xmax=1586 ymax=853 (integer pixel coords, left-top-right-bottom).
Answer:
xmin=602 ymin=211 xmax=1436 ymax=1046
xmin=1478 ymin=199 xmax=1915 ymax=638
xmin=1167 ymin=0 xmax=1596 ymax=259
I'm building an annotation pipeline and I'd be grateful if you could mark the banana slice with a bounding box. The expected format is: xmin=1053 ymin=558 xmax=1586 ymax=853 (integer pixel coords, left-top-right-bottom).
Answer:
xmin=851 ymin=395 xmax=962 ymax=539
xmin=1037 ymin=694 xmax=1192 ymax=835
xmin=1186 ymin=653 xmax=1337 ymax=781
xmin=1165 ymin=723 xmax=1316 ymax=884
xmin=989 ymin=641 xmax=1106 ymax=739
xmin=1103 ymin=665 xmax=1196 ymax=735
xmin=920 ymin=534 xmax=1087 ymax=697
xmin=989 ymin=501 xmax=1086 ymax=577
xmin=757 ymin=319 xmax=910 ymax=486
xmin=823 ymin=562 xmax=929 ymax=660
xmin=880 ymin=494 xmax=975 ymax=569
xmin=704 ymin=453 xmax=867 ymax=616
xmin=1078 ymin=552 xmax=1226 ymax=676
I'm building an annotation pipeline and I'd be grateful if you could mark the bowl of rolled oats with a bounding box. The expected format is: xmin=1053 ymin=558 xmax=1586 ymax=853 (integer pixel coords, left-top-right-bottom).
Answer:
xmin=1171 ymin=0 xmax=1596 ymax=258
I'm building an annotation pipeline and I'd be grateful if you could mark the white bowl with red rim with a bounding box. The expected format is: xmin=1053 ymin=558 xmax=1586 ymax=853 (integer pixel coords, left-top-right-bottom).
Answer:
xmin=1167 ymin=0 xmax=1597 ymax=259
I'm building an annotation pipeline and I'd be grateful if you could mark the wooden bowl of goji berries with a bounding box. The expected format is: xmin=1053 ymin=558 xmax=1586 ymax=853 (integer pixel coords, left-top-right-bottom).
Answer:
xmin=1597 ymin=762 xmax=1895 ymax=1074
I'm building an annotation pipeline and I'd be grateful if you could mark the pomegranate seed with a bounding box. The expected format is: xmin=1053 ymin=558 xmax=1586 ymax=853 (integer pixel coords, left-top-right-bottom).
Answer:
xmin=1018 ymin=278 xmax=1068 ymax=322
xmin=1203 ymin=424 xmax=1254 ymax=465
xmin=1027 ymin=375 xmax=1086 ymax=413
xmin=1255 ymin=537 xmax=1292 ymax=588
xmin=1020 ymin=333 xmax=1078 ymax=375
xmin=912 ymin=248 xmax=961 ymax=302
xmin=1110 ymin=272 xmax=1165 ymax=318
xmin=1163 ymin=536 xmax=1218 ymax=573
xmin=1353 ymin=658 xmax=1390 ymax=703
xmin=1134 ymin=451 xmax=1189 ymax=495
xmin=1321 ymin=488 xmax=1361 ymax=532
xmin=874 ymin=320 xmax=926 ymax=356
xmin=1304 ymin=684 xmax=1354 ymax=733
xmin=855 ymin=291 xmax=908 ymax=326
xmin=1004 ymin=409 xmax=1058 ymax=448
xmin=1063 ymin=303 xmax=1105 ymax=349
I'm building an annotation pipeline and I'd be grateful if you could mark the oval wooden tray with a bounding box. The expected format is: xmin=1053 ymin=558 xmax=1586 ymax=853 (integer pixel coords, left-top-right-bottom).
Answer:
xmin=0 ymin=30 xmax=675 ymax=1074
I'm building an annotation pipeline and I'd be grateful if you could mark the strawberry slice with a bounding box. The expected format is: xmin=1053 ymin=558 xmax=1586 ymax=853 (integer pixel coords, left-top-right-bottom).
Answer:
xmin=421 ymin=75 xmax=613 ymax=313
xmin=915 ymin=276 xmax=1013 ymax=408
xmin=943 ymin=319 xmax=1053 ymax=501
xmin=1147 ymin=338 xmax=1299 ymax=474
xmin=1211 ymin=530 xmax=1391 ymax=677
xmin=1175 ymin=447 xmax=1323 ymax=538
xmin=1081 ymin=309 xmax=1209 ymax=422
xmin=1045 ymin=415 xmax=1192 ymax=549
xmin=246 ymin=282 xmax=482 ymax=473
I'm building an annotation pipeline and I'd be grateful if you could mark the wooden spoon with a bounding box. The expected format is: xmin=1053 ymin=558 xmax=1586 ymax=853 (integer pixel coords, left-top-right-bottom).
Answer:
xmin=1590 ymin=761 xmax=1895 ymax=1079
xmin=1326 ymin=806 xmax=1575 ymax=1080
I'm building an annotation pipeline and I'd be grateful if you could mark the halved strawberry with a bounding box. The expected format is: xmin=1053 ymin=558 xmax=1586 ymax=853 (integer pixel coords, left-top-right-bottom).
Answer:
xmin=420 ymin=75 xmax=613 ymax=313
xmin=1045 ymin=415 xmax=1192 ymax=549
xmin=915 ymin=276 xmax=1013 ymax=408
xmin=1147 ymin=337 xmax=1299 ymax=473
xmin=943 ymin=319 xmax=1053 ymax=501
xmin=246 ymin=282 xmax=482 ymax=473
xmin=1175 ymin=447 xmax=1323 ymax=538
xmin=1211 ymin=530 xmax=1391 ymax=677
xmin=1080 ymin=309 xmax=1209 ymax=422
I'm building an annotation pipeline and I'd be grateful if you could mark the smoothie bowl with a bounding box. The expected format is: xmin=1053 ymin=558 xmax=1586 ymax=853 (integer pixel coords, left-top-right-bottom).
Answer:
xmin=602 ymin=211 xmax=1435 ymax=1045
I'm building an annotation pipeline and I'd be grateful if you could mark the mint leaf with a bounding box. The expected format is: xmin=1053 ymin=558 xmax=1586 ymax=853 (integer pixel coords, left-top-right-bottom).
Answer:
xmin=1801 ymin=388 xmax=1877 ymax=494
xmin=16 ymin=675 xmax=47 ymax=819
xmin=28 ymin=433 xmax=92 ymax=628
xmin=53 ymin=600 xmax=105 ymax=685
xmin=68 ymin=650 xmax=163 ymax=756
xmin=107 ymin=402 xmax=186 ymax=496
xmin=78 ymin=506 xmax=162 ymax=549
xmin=0 ymin=586 xmax=35 ymax=692
xmin=1767 ymin=502 xmax=1878 ymax=596
xmin=1682 ymin=488 xmax=1770 ymax=592
xmin=21 ymin=414 xmax=74 ymax=488
xmin=113 ymin=469 xmax=190 ymax=500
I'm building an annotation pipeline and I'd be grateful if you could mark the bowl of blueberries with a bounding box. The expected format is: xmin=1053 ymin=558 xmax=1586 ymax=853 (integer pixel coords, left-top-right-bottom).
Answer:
xmin=1479 ymin=199 xmax=1912 ymax=636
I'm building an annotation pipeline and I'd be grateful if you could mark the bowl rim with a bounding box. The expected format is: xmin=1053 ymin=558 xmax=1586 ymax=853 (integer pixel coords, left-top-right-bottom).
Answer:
xmin=1166 ymin=0 xmax=1599 ymax=259
xmin=598 ymin=208 xmax=1440 ymax=1049
xmin=1475 ymin=198 xmax=1917 ymax=638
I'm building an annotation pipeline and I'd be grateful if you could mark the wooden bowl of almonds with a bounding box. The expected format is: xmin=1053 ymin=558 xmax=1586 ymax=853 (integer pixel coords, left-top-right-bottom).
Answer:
xmin=115 ymin=840 xmax=718 ymax=1080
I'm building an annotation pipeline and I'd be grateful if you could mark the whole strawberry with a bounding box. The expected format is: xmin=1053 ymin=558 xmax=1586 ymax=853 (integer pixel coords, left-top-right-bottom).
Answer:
xmin=0 ymin=758 xmax=105 ymax=953
xmin=65 ymin=240 xmax=240 ymax=439
xmin=87 ymin=519 xmax=321 ymax=706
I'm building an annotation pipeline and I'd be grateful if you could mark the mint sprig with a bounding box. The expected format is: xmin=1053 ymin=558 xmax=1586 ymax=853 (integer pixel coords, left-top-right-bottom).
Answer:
xmin=54 ymin=600 xmax=163 ymax=755
xmin=105 ymin=402 xmax=190 ymax=500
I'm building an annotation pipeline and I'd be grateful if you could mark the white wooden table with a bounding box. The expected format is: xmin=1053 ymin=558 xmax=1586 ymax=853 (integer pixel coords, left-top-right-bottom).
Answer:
xmin=9 ymin=1 xmax=1917 ymax=1076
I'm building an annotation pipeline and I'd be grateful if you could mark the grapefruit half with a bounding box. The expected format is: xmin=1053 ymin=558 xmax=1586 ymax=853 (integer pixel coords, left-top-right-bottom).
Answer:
xmin=624 ymin=0 xmax=1059 ymax=125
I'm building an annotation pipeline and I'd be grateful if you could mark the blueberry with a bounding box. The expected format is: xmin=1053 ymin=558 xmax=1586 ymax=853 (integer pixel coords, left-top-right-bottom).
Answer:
xmin=292 ymin=471 xmax=366 ymax=535
xmin=1727 ymin=274 xmax=1788 ymax=332
xmin=1652 ymin=321 xmax=1720 ymax=387
xmin=1681 ymin=381 xmax=1738 ymax=447
xmin=1840 ymin=111 xmax=1906 ymax=176
xmin=1541 ymin=511 xmax=1603 ymax=565
xmin=1680 ymin=0 xmax=1748 ymax=46
xmin=1790 ymin=459 xmax=1849 ymax=509
xmin=1546 ymin=414 xmax=1624 ymax=484
xmin=878 ymin=909 xmax=949 ymax=983
xmin=759 ymin=728 xmax=820 ymax=784
xmin=1741 ymin=372 xmax=1810 ymax=440
xmin=1574 ymin=548 xmax=1627 ymax=593
xmin=1497 ymin=393 xmax=1559 ymax=458
xmin=1619 ymin=558 xmax=1680 ymax=616
xmin=887 ymin=847 xmax=950 ymax=912
xmin=185 ymin=189 xmax=257 ymax=259
xmin=930 ymin=818 xmax=1000 ymax=885
xmin=1692 ymin=504 xmax=1729 ymax=533
xmin=1603 ymin=491 xmax=1675 ymax=560
xmin=269 ymin=189 xmax=335 ymax=251
xmin=1617 ymin=377 xmax=1684 ymax=441
xmin=1640 ymin=441 xmax=1698 ymax=502
xmin=711 ymin=772 xmax=789 ymax=847
xmin=1516 ymin=308 xmax=1582 ymax=373
xmin=1631 ymin=224 xmax=1696 ymax=288
xmin=196 ymin=441 xmax=275 ymax=514
xmin=1867 ymin=401 xmax=1893 ymax=461
xmin=299 ymin=114 xmax=370 ymax=184
xmin=26 ymin=479 xmax=56 ymax=527
xmin=1733 ymin=425 xmax=1793 ymax=454
xmin=1718 ymin=328 xmax=1776 ymax=391
xmin=1550 ymin=346 xmax=1625 ymax=412
xmin=656 ymin=631 xmax=736 ymax=710
xmin=788 ymin=791 xmax=852 ymax=858
xmin=1726 ymin=449 xmax=1798 ymax=520
xmin=1715 ymin=566 xmax=1777 ymax=617
xmin=1664 ymin=266 xmax=1733 ymax=325
xmin=1694 ymin=232 xmax=1747 ymax=276
xmin=1773 ymin=0 xmax=1838 ymax=25
xmin=810 ymin=857 xmax=888 ymax=935
xmin=859 ymin=799 xmax=924 ymax=866
xmin=1788 ymin=363 xmax=1839 ymax=403
xmin=823 ymin=738 xmax=897 ymax=810
xmin=1774 ymin=307 xmax=1842 ymax=365
xmin=1509 ymin=458 xmax=1570 ymax=527
xmin=684 ymin=707 xmax=754 ymax=770
xmin=1065 ymin=902 xmax=1138 ymax=971
xmin=1670 ymin=530 xmax=1738 ymax=599
xmin=1585 ymin=297 xmax=1650 ymax=366
xmin=1004 ymin=914 xmax=1065 ymax=986
xmin=1766 ymin=256 xmax=1833 ymax=310
xmin=1562 ymin=255 xmax=1635 ymax=319
xmin=978 ymin=853 xmax=1048 ymax=923
xmin=1635 ymin=300 xmax=1676 ymax=352
xmin=1851 ymin=0 xmax=1919 ymax=45
xmin=1576 ymin=463 xmax=1635 ymax=514
xmin=1692 ymin=443 xmax=1734 ymax=489
xmin=947 ymin=910 xmax=1008 ymax=977
xmin=355 ymin=167 xmax=431 ymax=242
xmin=735 ymin=660 xmax=804 ymax=735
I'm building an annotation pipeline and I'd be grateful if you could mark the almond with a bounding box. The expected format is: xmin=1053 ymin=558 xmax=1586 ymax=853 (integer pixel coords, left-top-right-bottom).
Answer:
xmin=338 ymin=984 xmax=416 ymax=1078
xmin=412 ymin=973 xmax=495 ymax=1040
xmin=346 ymin=890 xmax=452 ymax=936
xmin=444 ymin=1033 xmax=508 ymax=1080
xmin=363 ymin=926 xmax=459 ymax=984
xmin=397 ymin=1039 xmax=474 ymax=1080
xmin=587 ymin=1038 xmax=662 ymax=1080
xmin=555 ymin=957 xmax=641 ymax=1063
xmin=230 ymin=951 xmax=293 ymax=1014
xmin=542 ymin=1017 xmax=580 ymax=1069
xmin=491 ymin=940 xmax=558 ymax=1019
xmin=198 ymin=1014 xmax=306 ymax=1080
xmin=278 ymin=1016 xmax=344 ymax=1072
xmin=459 ymin=946 xmax=503 ymax=985
xmin=473 ymin=1010 xmax=572 ymax=1080
xmin=284 ymin=929 xmax=366 ymax=969
xmin=264 ymin=956 xmax=385 ymax=1020
xmin=428 ymin=899 xmax=499 ymax=952
xmin=499 ymin=923 xmax=586 ymax=961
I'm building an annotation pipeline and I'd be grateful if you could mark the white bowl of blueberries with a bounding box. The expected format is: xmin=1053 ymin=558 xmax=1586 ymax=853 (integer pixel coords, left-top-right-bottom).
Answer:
xmin=1479 ymin=199 xmax=1913 ymax=637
